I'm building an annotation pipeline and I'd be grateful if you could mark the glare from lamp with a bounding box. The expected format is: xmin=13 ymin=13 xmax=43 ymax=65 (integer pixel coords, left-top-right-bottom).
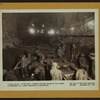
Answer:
xmin=48 ymin=29 xmax=55 ymax=35
xmin=32 ymin=24 xmax=34 ymax=27
xmin=87 ymin=20 xmax=94 ymax=30
xmin=70 ymin=27 xmax=75 ymax=31
xmin=29 ymin=28 xmax=35 ymax=34
xmin=42 ymin=24 xmax=45 ymax=27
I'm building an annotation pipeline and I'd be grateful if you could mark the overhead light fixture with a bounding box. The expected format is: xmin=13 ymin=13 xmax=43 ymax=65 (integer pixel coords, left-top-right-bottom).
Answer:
xmin=87 ymin=20 xmax=94 ymax=30
xmin=48 ymin=29 xmax=55 ymax=35
xmin=42 ymin=24 xmax=45 ymax=27
xmin=70 ymin=27 xmax=75 ymax=31
xmin=32 ymin=24 xmax=34 ymax=27
xmin=29 ymin=28 xmax=35 ymax=34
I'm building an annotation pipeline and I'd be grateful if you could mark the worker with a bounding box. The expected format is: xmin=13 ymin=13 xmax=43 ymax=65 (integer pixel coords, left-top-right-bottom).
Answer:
xmin=28 ymin=53 xmax=45 ymax=80
xmin=75 ymin=69 xmax=88 ymax=80
xmin=71 ymin=44 xmax=79 ymax=66
xmin=79 ymin=53 xmax=89 ymax=72
xmin=50 ymin=62 xmax=62 ymax=80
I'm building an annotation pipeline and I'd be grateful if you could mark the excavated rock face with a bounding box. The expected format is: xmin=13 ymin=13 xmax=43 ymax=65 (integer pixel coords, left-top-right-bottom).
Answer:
xmin=2 ymin=13 xmax=21 ymax=49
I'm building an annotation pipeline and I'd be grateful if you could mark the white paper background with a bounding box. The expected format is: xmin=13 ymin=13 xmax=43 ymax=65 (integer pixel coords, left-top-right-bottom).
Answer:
xmin=0 ymin=9 xmax=99 ymax=91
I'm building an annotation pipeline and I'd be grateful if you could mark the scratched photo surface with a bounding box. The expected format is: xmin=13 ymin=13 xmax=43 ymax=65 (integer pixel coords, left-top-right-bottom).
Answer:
xmin=2 ymin=12 xmax=95 ymax=81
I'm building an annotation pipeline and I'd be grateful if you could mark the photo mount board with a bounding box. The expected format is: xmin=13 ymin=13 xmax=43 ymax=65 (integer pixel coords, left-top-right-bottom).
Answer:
xmin=0 ymin=2 xmax=100 ymax=98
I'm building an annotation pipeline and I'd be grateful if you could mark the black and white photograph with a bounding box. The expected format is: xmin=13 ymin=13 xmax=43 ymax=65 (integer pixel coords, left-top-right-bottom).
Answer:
xmin=2 ymin=10 xmax=97 ymax=82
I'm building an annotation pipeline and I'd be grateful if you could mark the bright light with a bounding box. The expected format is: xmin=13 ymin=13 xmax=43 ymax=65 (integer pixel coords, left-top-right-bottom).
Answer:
xmin=48 ymin=29 xmax=55 ymax=35
xmin=87 ymin=20 xmax=94 ymax=30
xmin=42 ymin=24 xmax=45 ymax=27
xmin=32 ymin=24 xmax=34 ymax=27
xmin=70 ymin=27 xmax=75 ymax=31
xmin=29 ymin=28 xmax=35 ymax=34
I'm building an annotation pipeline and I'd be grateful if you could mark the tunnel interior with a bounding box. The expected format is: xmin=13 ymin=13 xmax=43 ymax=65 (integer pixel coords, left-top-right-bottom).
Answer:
xmin=2 ymin=12 xmax=95 ymax=80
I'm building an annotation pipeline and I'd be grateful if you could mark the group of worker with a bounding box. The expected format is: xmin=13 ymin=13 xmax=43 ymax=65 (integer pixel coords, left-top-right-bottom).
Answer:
xmin=3 ymin=41 xmax=95 ymax=81
xmin=4 ymin=51 xmax=62 ymax=81
xmin=56 ymin=42 xmax=95 ymax=80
